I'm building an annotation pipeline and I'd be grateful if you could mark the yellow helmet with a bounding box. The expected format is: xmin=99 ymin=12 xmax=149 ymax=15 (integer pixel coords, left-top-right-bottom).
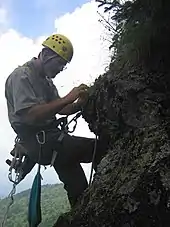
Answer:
xmin=42 ymin=34 xmax=74 ymax=63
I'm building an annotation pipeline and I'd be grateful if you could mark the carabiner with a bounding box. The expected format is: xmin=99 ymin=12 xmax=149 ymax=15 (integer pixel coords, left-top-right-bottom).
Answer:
xmin=67 ymin=120 xmax=78 ymax=133
xmin=36 ymin=130 xmax=46 ymax=145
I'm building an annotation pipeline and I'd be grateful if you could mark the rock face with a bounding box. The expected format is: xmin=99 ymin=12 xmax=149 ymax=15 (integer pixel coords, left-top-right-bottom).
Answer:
xmin=53 ymin=0 xmax=170 ymax=226
xmin=53 ymin=68 xmax=170 ymax=227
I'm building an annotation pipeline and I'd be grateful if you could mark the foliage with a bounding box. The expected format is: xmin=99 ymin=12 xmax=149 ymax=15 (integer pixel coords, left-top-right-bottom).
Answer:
xmin=0 ymin=184 xmax=69 ymax=227
xmin=97 ymin=0 xmax=170 ymax=72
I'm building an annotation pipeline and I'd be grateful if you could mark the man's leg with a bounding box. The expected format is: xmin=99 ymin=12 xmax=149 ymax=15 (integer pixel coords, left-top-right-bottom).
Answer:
xmin=54 ymin=161 xmax=88 ymax=207
xmin=59 ymin=134 xmax=107 ymax=170
xmin=23 ymin=129 xmax=107 ymax=206
xmin=53 ymin=133 xmax=107 ymax=206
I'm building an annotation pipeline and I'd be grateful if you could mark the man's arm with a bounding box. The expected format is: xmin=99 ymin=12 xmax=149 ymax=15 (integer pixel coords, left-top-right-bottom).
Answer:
xmin=59 ymin=102 xmax=81 ymax=115
xmin=25 ymin=97 xmax=71 ymax=123
xmin=24 ymin=85 xmax=87 ymax=124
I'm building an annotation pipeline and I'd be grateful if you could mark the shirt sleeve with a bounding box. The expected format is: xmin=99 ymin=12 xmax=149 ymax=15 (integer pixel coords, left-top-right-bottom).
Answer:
xmin=11 ymin=68 xmax=43 ymax=114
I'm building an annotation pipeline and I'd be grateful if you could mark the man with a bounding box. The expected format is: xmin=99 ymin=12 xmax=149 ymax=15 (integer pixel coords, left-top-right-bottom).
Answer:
xmin=5 ymin=34 xmax=105 ymax=207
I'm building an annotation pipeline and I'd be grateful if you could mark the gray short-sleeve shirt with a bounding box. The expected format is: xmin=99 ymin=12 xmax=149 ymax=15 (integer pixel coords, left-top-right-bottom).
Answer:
xmin=5 ymin=58 xmax=60 ymax=129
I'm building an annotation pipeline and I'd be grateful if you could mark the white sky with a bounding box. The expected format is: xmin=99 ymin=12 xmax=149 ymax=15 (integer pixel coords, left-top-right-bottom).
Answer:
xmin=0 ymin=0 xmax=111 ymax=197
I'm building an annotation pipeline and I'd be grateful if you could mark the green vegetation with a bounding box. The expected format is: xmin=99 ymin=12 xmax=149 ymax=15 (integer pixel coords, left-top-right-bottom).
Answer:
xmin=0 ymin=184 xmax=70 ymax=227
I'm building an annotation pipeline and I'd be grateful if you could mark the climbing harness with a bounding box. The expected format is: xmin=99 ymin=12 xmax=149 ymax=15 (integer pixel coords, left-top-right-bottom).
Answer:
xmin=6 ymin=112 xmax=82 ymax=184
xmin=3 ymin=111 xmax=97 ymax=227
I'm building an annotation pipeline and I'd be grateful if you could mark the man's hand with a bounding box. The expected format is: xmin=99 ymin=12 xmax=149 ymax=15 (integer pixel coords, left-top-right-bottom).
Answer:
xmin=76 ymin=84 xmax=89 ymax=106
xmin=78 ymin=84 xmax=89 ymax=91
xmin=65 ymin=84 xmax=89 ymax=103
xmin=76 ymin=91 xmax=89 ymax=107
xmin=59 ymin=84 xmax=89 ymax=115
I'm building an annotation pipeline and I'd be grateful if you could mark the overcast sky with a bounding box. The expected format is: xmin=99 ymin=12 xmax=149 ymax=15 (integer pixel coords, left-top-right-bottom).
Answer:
xmin=0 ymin=0 xmax=111 ymax=197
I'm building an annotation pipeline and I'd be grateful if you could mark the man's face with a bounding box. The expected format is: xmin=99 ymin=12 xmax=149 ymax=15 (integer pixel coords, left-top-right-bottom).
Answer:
xmin=44 ymin=55 xmax=67 ymax=79
xmin=39 ymin=47 xmax=68 ymax=79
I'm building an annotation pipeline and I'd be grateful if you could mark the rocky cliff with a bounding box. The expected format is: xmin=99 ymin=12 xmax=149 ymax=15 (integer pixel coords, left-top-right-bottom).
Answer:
xmin=54 ymin=0 xmax=170 ymax=226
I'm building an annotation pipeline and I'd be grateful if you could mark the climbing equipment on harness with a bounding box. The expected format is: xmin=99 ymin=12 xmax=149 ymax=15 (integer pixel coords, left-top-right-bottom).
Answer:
xmin=66 ymin=111 xmax=82 ymax=133
xmin=50 ymin=112 xmax=82 ymax=166
xmin=7 ymin=137 xmax=28 ymax=185
xmin=28 ymin=131 xmax=45 ymax=227
xmin=28 ymin=165 xmax=42 ymax=227
xmin=2 ymin=137 xmax=30 ymax=227
xmin=58 ymin=111 xmax=82 ymax=142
